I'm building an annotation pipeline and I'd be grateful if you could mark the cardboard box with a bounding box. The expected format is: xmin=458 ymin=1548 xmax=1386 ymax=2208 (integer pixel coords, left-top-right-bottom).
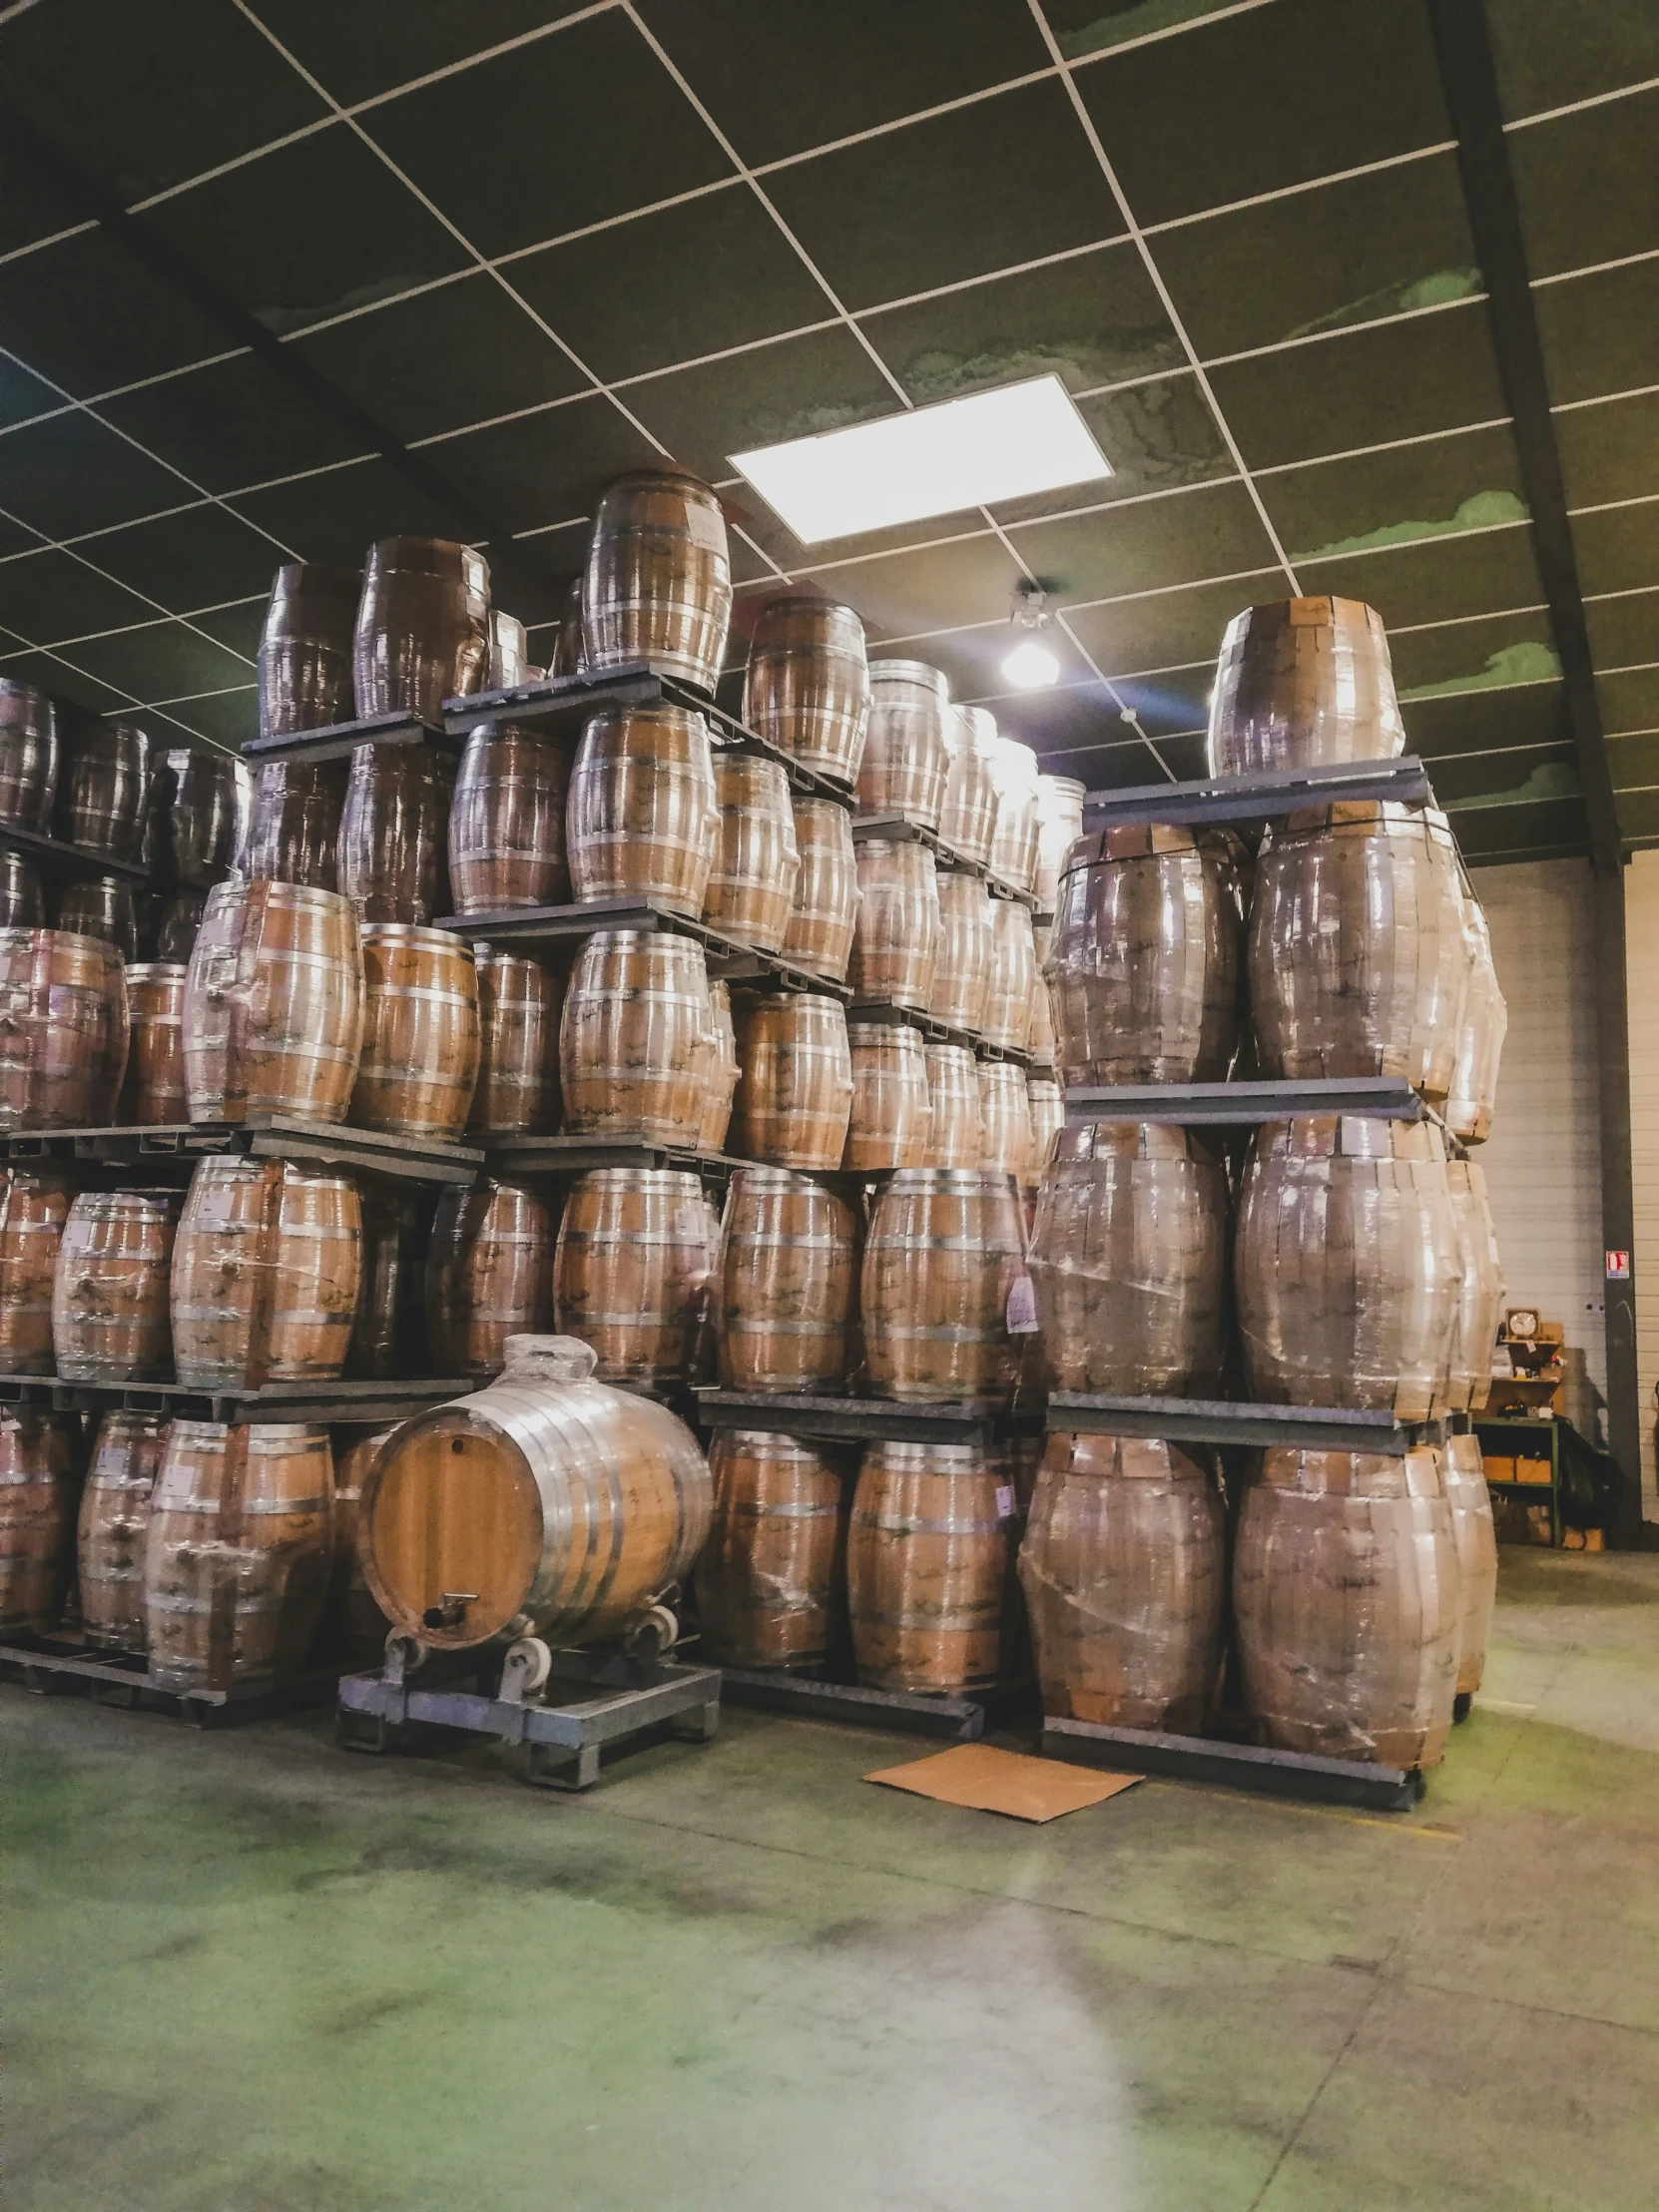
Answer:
xmin=1515 ymin=1456 xmax=1552 ymax=1485
xmin=1483 ymin=1454 xmax=1516 ymax=1483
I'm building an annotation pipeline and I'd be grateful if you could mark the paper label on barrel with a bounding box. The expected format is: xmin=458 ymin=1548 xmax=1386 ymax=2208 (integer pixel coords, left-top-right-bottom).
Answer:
xmin=1005 ymin=1274 xmax=1039 ymax=1334
xmin=676 ymin=1204 xmax=712 ymax=1253
xmin=685 ymin=502 xmax=726 ymax=553
xmin=995 ymin=1485 xmax=1015 ymax=1519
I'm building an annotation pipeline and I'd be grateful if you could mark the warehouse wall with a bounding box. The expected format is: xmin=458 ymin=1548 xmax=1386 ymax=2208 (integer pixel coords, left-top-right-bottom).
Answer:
xmin=1472 ymin=856 xmax=1609 ymax=1450
xmin=1624 ymin=850 xmax=1659 ymax=1521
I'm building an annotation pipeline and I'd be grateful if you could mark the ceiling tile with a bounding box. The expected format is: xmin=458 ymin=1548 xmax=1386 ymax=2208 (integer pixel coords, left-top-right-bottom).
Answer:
xmin=1296 ymin=522 xmax=1545 ymax=630
xmin=178 ymin=596 xmax=271 ymax=661
xmin=0 ymin=648 xmax=131 ymax=715
xmin=732 ymin=499 xmax=989 ymax=577
xmin=1399 ymin=682 xmax=1566 ymax=760
xmin=86 ymin=504 xmax=294 ymax=613
xmin=1428 ymin=743 xmax=1577 ymax=810
xmin=422 ymin=393 xmax=664 ymax=541
xmin=1390 ymin=608 xmax=1557 ymax=696
xmin=972 ymin=679 xmax=1140 ymax=767
xmin=1 ymin=0 xmax=329 ymax=209
xmin=159 ymin=685 xmax=258 ymax=751
xmin=988 ymin=377 xmax=1233 ymax=526
xmin=1610 ymin=733 xmax=1659 ymax=790
xmin=861 ymin=240 xmax=1182 ymax=402
xmin=875 ymin=620 xmax=1097 ymax=706
xmin=0 ymin=357 xmax=66 ymax=436
xmin=1615 ymin=790 xmax=1659 ymax=845
xmin=1152 ymin=152 xmax=1478 ymax=361
xmin=508 ymin=188 xmax=830 ymax=385
xmin=1154 ymin=730 xmax=1212 ymax=780
xmin=1010 ymin=478 xmax=1282 ymax=606
xmin=1598 ymin=666 xmax=1659 ymax=738
xmin=0 ymin=229 xmax=232 ymax=395
xmin=0 ymin=548 xmax=160 ymax=643
xmin=1258 ymin=421 xmax=1528 ymax=565
xmin=0 ymin=513 xmax=47 ymax=563
xmin=1062 ymin=571 xmax=1278 ymax=679
xmin=1455 ymin=798 xmax=1588 ymax=858
xmin=291 ymin=274 xmax=589 ymax=446
xmin=639 ymin=0 xmax=1052 ymax=168
xmin=0 ymin=411 xmax=197 ymax=540
xmin=1569 ymin=499 xmax=1659 ymax=598
xmin=1587 ymin=585 xmax=1659 ymax=670
xmin=1509 ymin=87 xmax=1659 ymax=281
xmin=1487 ymin=0 xmax=1659 ymax=118
xmin=763 ymin=80 xmax=1124 ymax=313
xmin=252 ymin=1 xmax=595 ymax=106
xmin=1041 ymin=1 xmax=1246 ymax=64
xmin=99 ymin=352 xmax=369 ymax=498
xmin=1535 ymin=259 xmax=1659 ymax=409
xmin=1079 ymin=0 xmax=1449 ymax=229
xmin=1208 ymin=301 xmax=1507 ymax=471
xmin=804 ymin=534 xmax=1028 ymax=643
xmin=363 ymin=12 xmax=733 ymax=262
xmin=0 ymin=143 xmax=86 ymax=259
xmin=146 ymin=129 xmax=473 ymax=339
xmin=1112 ymin=665 xmax=1211 ymax=739
xmin=66 ymin=622 xmax=256 ymax=704
xmin=1557 ymin=392 xmax=1659 ymax=512
xmin=624 ymin=325 xmax=899 ymax=489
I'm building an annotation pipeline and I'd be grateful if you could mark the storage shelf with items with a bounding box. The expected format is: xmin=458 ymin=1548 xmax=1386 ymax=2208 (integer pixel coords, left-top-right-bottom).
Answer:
xmin=1473 ymin=1410 xmax=1564 ymax=1547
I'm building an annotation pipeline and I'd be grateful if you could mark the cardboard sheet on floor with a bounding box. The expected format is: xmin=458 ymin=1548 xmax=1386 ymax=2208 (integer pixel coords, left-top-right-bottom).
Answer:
xmin=863 ymin=1743 xmax=1142 ymax=1823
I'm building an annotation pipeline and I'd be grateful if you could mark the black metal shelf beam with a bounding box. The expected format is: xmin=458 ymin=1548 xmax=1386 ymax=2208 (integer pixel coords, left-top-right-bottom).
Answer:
xmin=1043 ymin=1717 xmax=1421 ymax=1812
xmin=0 ymin=1372 xmax=468 ymax=1425
xmin=0 ymin=1117 xmax=482 ymax=1187
xmin=434 ymin=896 xmax=851 ymax=1000
xmin=480 ymin=1133 xmax=746 ymax=1180
xmin=242 ymin=710 xmax=450 ymax=768
xmin=1080 ymin=755 xmax=1432 ymax=830
xmin=849 ymin=812 xmax=1042 ymax=911
xmin=718 ymin=1668 xmax=987 ymax=1742
xmin=696 ymin=1388 xmax=1033 ymax=1446
xmin=1046 ymin=1391 xmax=1419 ymax=1454
xmin=0 ymin=822 xmax=152 ymax=885
xmin=1060 ymin=1076 xmax=1430 ymax=1125
xmin=845 ymin=997 xmax=1034 ymax=1068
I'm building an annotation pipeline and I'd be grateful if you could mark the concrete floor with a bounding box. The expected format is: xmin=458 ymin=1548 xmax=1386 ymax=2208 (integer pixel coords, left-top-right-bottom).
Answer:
xmin=6 ymin=1551 xmax=1658 ymax=2212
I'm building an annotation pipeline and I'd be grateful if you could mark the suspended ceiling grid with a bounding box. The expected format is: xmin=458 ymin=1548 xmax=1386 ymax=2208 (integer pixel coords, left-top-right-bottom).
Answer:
xmin=0 ymin=0 xmax=1654 ymax=864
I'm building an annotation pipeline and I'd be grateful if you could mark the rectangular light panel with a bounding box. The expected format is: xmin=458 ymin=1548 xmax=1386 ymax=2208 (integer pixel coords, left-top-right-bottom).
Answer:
xmin=730 ymin=373 xmax=1112 ymax=544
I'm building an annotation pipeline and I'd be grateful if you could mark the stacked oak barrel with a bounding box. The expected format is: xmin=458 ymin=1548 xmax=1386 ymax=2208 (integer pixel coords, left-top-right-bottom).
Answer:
xmin=1024 ymin=594 xmax=1506 ymax=1769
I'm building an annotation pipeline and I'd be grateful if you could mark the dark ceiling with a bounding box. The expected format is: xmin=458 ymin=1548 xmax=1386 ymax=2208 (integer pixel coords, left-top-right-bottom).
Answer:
xmin=0 ymin=0 xmax=1654 ymax=865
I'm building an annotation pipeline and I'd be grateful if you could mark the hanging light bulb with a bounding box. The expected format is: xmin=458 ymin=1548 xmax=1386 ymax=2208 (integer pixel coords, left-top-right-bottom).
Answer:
xmin=1001 ymin=582 xmax=1059 ymax=690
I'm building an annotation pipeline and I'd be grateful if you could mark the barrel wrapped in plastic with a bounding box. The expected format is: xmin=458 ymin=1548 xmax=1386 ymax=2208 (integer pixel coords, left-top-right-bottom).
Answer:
xmin=843 ymin=1022 xmax=930 ymax=1172
xmin=1442 ymin=1433 xmax=1498 ymax=1699
xmin=1233 ymin=1444 xmax=1459 ymax=1768
xmin=358 ymin=1335 xmax=713 ymax=1652
xmin=52 ymin=1189 xmax=177 ymax=1383
xmin=939 ymin=707 xmax=999 ymax=866
xmin=1445 ymin=880 xmax=1506 ymax=1143
xmin=0 ymin=928 xmax=129 ymax=1130
xmin=922 ymin=1043 xmax=980 ymax=1168
xmin=862 ymin=1168 xmax=1026 ymax=1403
xmin=1020 ymin=1430 xmax=1225 ymax=1733
xmin=847 ymin=838 xmax=939 ymax=1010
xmin=730 ymin=993 xmax=853 ymax=1170
xmin=1207 ymin=595 xmax=1404 ymax=776
xmin=0 ymin=1168 xmax=73 ymax=1374
xmin=846 ymin=1439 xmax=1011 ymax=1693
xmin=1442 ymin=1158 xmax=1504 ymax=1413
xmin=697 ymin=1430 xmax=847 ymax=1671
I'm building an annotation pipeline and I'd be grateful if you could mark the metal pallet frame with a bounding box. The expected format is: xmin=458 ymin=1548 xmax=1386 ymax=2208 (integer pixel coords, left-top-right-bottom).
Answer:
xmin=479 ymin=1132 xmax=745 ymax=1180
xmin=1080 ymin=754 xmax=1433 ymax=829
xmin=243 ymin=708 xmax=450 ymax=767
xmin=846 ymin=996 xmax=1034 ymax=1068
xmin=696 ymin=1388 xmax=1036 ymax=1447
xmin=0 ymin=1630 xmax=342 ymax=1724
xmin=1046 ymin=1392 xmax=1426 ymax=1454
xmin=337 ymin=1643 xmax=721 ymax=1790
xmin=849 ymin=812 xmax=1043 ymax=913
xmin=718 ymin=1667 xmax=988 ymax=1741
xmin=1059 ymin=1076 xmax=1431 ymax=1125
xmin=433 ymin=894 xmax=851 ymax=1000
xmin=0 ymin=1116 xmax=483 ymax=1186
xmin=0 ymin=1370 xmax=468 ymax=1425
xmin=0 ymin=822 xmax=152 ymax=884
xmin=1043 ymin=1716 xmax=1422 ymax=1812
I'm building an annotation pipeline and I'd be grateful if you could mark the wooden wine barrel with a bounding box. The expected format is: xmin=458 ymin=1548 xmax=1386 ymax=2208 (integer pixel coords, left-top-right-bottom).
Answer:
xmin=730 ymin=992 xmax=853 ymax=1170
xmin=842 ymin=1022 xmax=929 ymax=1173
xmin=1443 ymin=1432 xmax=1497 ymax=1699
xmin=743 ymin=598 xmax=868 ymax=785
xmin=63 ymin=721 xmax=152 ymax=859
xmin=1046 ymin=826 xmax=1242 ymax=1085
xmin=1446 ymin=880 xmax=1506 ymax=1143
xmin=552 ymin=1168 xmax=712 ymax=1386
xmin=77 ymin=1409 xmax=168 ymax=1650
xmin=939 ymin=707 xmax=998 ymax=867
xmin=552 ymin=577 xmax=584 ymax=677
xmin=350 ymin=923 xmax=479 ymax=1141
xmin=1209 ymin=595 xmax=1404 ymax=776
xmin=0 ymin=678 xmax=60 ymax=831
xmin=347 ymin=1188 xmax=433 ymax=1380
xmin=698 ymin=1430 xmax=847 ymax=1670
xmin=1249 ymin=802 xmax=1465 ymax=1099
xmin=145 ymin=1421 xmax=334 ymax=1691
xmin=470 ymin=949 xmax=562 ymax=1136
xmin=114 ymin=963 xmax=188 ymax=1126
xmin=929 ymin=872 xmax=993 ymax=1033
xmin=1020 ymin=1430 xmax=1225 ymax=1731
xmin=847 ymin=1440 xmax=1011 ymax=1693
xmin=982 ymin=897 xmax=1035 ymax=1052
xmin=568 ymin=704 xmax=717 ymax=919
xmin=1235 ymin=1116 xmax=1459 ymax=1423
xmin=359 ymin=1334 xmax=711 ymax=1649
xmin=425 ymin=1178 xmax=553 ymax=1381
xmin=0 ymin=1169 xmax=73 ymax=1373
xmin=858 ymin=661 xmax=948 ymax=827
xmin=326 ymin=1426 xmax=393 ymax=1656
xmin=717 ymin=1167 xmax=857 ymax=1392
xmin=0 ymin=850 xmax=44 ymax=928
xmin=704 ymin=754 xmax=800 ymax=953
xmin=781 ymin=798 xmax=859 ymax=982
xmin=700 ymin=978 xmax=738 ymax=1153
xmin=246 ymin=760 xmax=347 ymax=889
xmin=988 ymin=739 xmax=1040 ymax=894
xmin=922 ymin=1043 xmax=980 ymax=1168
xmin=582 ymin=469 xmax=731 ymax=694
xmin=0 ymin=928 xmax=129 ymax=1130
xmin=256 ymin=560 xmax=360 ymax=738
xmin=1233 ymin=1444 xmax=1458 ymax=1768
xmin=1034 ymin=775 xmax=1084 ymax=914
xmin=336 ymin=746 xmax=454 ymax=926
xmin=56 ymin=874 xmax=138 ymax=960
xmin=0 ymin=1408 xmax=79 ymax=1633
xmin=161 ymin=749 xmax=250 ymax=884
xmin=171 ymin=1158 xmax=362 ymax=1389
xmin=52 ymin=1190 xmax=177 ymax=1383
xmin=560 ymin=929 xmax=716 ymax=1146
xmin=1026 ymin=1075 xmax=1062 ymax=1176
xmin=155 ymin=891 xmax=206 ymax=963
xmin=847 ymin=838 xmax=939 ymax=1011
xmin=1443 ymin=1158 xmax=1504 ymax=1413
xmin=976 ymin=1060 xmax=1035 ymax=1191
xmin=1028 ymin=1123 xmax=1229 ymax=1394
xmin=1028 ymin=927 xmax=1056 ymax=1066
xmin=183 ymin=879 xmax=363 ymax=1126
xmin=353 ymin=536 xmax=490 ymax=721
xmin=449 ymin=727 xmax=573 ymax=913
xmin=862 ymin=1169 xmax=1026 ymax=1402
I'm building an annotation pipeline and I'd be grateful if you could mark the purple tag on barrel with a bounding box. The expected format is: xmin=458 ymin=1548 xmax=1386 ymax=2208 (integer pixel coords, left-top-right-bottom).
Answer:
xmin=1005 ymin=1273 xmax=1039 ymax=1334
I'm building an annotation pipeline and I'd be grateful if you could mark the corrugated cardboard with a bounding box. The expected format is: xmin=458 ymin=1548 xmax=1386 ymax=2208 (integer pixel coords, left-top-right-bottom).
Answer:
xmin=862 ymin=1742 xmax=1142 ymax=1823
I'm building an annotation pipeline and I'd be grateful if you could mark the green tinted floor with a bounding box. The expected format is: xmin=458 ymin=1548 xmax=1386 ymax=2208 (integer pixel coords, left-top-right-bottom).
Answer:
xmin=6 ymin=1551 xmax=1658 ymax=2212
